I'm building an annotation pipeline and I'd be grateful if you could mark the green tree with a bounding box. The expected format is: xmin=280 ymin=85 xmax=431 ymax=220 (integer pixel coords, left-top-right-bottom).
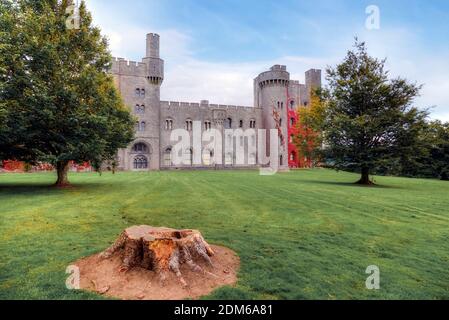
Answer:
xmin=321 ymin=40 xmax=428 ymax=185
xmin=419 ymin=121 xmax=449 ymax=180
xmin=0 ymin=0 xmax=134 ymax=186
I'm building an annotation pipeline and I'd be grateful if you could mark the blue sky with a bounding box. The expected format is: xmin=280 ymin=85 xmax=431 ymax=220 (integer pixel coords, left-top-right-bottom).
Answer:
xmin=87 ymin=0 xmax=449 ymax=121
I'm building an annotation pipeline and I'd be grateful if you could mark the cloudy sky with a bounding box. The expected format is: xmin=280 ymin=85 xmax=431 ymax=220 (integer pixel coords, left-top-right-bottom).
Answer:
xmin=86 ymin=0 xmax=449 ymax=121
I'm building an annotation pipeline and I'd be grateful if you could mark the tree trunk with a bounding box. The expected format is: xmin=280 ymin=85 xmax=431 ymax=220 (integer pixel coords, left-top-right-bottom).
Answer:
xmin=357 ymin=166 xmax=373 ymax=185
xmin=100 ymin=226 xmax=215 ymax=287
xmin=55 ymin=161 xmax=70 ymax=187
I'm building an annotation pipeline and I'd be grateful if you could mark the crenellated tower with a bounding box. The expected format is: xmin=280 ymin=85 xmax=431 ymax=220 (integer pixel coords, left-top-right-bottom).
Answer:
xmin=254 ymin=65 xmax=290 ymax=169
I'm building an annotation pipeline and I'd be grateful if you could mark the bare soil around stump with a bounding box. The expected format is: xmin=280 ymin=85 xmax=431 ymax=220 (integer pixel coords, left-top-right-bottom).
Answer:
xmin=74 ymin=244 xmax=239 ymax=300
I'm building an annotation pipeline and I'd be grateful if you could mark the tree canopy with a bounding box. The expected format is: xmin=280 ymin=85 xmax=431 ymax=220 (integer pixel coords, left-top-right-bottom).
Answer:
xmin=0 ymin=0 xmax=135 ymax=185
xmin=320 ymin=40 xmax=428 ymax=185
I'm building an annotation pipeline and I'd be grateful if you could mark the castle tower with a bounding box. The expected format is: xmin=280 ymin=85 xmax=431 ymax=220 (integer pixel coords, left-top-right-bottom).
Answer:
xmin=136 ymin=33 xmax=164 ymax=170
xmin=305 ymin=69 xmax=321 ymax=104
xmin=254 ymin=65 xmax=290 ymax=169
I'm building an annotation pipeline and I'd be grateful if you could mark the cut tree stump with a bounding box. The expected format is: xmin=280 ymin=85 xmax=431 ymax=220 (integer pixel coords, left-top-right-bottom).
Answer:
xmin=99 ymin=226 xmax=215 ymax=287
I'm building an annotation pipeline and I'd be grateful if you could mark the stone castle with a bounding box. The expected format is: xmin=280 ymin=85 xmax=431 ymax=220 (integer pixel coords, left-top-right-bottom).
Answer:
xmin=110 ymin=33 xmax=321 ymax=171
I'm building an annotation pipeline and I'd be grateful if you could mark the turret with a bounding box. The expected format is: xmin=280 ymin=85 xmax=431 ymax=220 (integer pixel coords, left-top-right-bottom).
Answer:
xmin=143 ymin=33 xmax=164 ymax=85
xmin=146 ymin=33 xmax=160 ymax=58
xmin=254 ymin=65 xmax=290 ymax=168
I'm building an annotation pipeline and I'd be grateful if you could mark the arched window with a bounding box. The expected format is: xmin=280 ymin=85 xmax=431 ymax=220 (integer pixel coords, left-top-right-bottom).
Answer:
xmin=140 ymin=89 xmax=145 ymax=97
xmin=133 ymin=143 xmax=148 ymax=153
xmin=133 ymin=155 xmax=148 ymax=169
xmin=135 ymin=88 xmax=141 ymax=96
xmin=225 ymin=118 xmax=232 ymax=129
xmin=281 ymin=102 xmax=284 ymax=109
xmin=164 ymin=147 xmax=172 ymax=166
xmin=138 ymin=121 xmax=146 ymax=132
xmin=279 ymin=118 xmax=282 ymax=127
xmin=135 ymin=105 xmax=145 ymax=114
xmin=290 ymin=118 xmax=295 ymax=126
xmin=204 ymin=121 xmax=211 ymax=131
xmin=290 ymin=100 xmax=295 ymax=109
xmin=280 ymin=155 xmax=283 ymax=166
xmin=239 ymin=120 xmax=243 ymax=128
xmin=165 ymin=119 xmax=173 ymax=130
xmin=185 ymin=119 xmax=193 ymax=131
xmin=250 ymin=120 xmax=256 ymax=129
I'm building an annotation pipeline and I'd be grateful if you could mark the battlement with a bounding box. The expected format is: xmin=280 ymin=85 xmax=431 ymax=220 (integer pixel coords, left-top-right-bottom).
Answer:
xmin=110 ymin=57 xmax=147 ymax=76
xmin=270 ymin=65 xmax=287 ymax=71
xmin=161 ymin=101 xmax=257 ymax=110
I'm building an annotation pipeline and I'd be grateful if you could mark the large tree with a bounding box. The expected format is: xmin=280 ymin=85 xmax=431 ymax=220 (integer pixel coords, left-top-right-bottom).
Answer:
xmin=0 ymin=0 xmax=134 ymax=186
xmin=321 ymin=40 xmax=428 ymax=185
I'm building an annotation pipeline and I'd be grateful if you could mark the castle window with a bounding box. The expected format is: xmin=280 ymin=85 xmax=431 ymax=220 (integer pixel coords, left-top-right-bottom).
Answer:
xmin=290 ymin=134 xmax=294 ymax=143
xmin=290 ymin=100 xmax=295 ymax=109
xmin=290 ymin=152 xmax=296 ymax=161
xmin=165 ymin=119 xmax=173 ymax=130
xmin=185 ymin=120 xmax=193 ymax=131
xmin=280 ymin=155 xmax=283 ymax=166
xmin=225 ymin=118 xmax=232 ymax=129
xmin=140 ymin=89 xmax=145 ymax=97
xmin=204 ymin=121 xmax=212 ymax=131
xmin=138 ymin=121 xmax=146 ymax=132
xmin=290 ymin=118 xmax=295 ymax=126
xmin=279 ymin=118 xmax=282 ymax=127
xmin=133 ymin=155 xmax=148 ymax=169
xmin=135 ymin=88 xmax=141 ymax=96
xmin=239 ymin=120 xmax=243 ymax=128
xmin=250 ymin=120 xmax=256 ymax=129
xmin=281 ymin=102 xmax=284 ymax=109
xmin=133 ymin=142 xmax=148 ymax=153
xmin=135 ymin=105 xmax=145 ymax=114
xmin=135 ymin=121 xmax=139 ymax=131
xmin=164 ymin=147 xmax=172 ymax=166
xmin=277 ymin=102 xmax=280 ymax=109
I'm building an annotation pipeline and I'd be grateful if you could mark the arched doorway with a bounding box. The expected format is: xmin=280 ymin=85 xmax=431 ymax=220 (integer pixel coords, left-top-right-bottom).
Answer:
xmin=133 ymin=155 xmax=148 ymax=169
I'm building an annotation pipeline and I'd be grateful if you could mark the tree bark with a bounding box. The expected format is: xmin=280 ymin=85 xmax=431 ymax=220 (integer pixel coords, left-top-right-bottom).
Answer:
xmin=55 ymin=161 xmax=70 ymax=187
xmin=357 ymin=166 xmax=373 ymax=185
xmin=100 ymin=226 xmax=215 ymax=287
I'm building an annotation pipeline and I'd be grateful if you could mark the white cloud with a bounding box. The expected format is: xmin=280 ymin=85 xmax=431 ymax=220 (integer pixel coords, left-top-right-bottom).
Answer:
xmin=86 ymin=1 xmax=449 ymax=121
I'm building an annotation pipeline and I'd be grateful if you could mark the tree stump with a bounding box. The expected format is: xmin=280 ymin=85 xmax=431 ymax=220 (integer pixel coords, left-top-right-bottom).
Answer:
xmin=100 ymin=226 xmax=215 ymax=287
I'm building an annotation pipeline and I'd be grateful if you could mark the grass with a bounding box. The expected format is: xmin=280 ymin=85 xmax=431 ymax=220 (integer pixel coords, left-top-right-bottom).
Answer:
xmin=0 ymin=169 xmax=449 ymax=300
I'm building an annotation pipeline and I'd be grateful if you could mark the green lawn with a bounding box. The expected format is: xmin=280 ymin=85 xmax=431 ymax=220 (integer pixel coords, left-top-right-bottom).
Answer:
xmin=1 ymin=169 xmax=448 ymax=300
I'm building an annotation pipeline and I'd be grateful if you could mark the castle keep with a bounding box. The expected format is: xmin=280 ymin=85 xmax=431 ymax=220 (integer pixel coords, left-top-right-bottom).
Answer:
xmin=110 ymin=33 xmax=321 ymax=171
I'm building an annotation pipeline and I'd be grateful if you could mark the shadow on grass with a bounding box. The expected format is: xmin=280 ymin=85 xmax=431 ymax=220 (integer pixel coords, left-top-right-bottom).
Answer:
xmin=299 ymin=179 xmax=400 ymax=189
xmin=0 ymin=182 xmax=108 ymax=195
